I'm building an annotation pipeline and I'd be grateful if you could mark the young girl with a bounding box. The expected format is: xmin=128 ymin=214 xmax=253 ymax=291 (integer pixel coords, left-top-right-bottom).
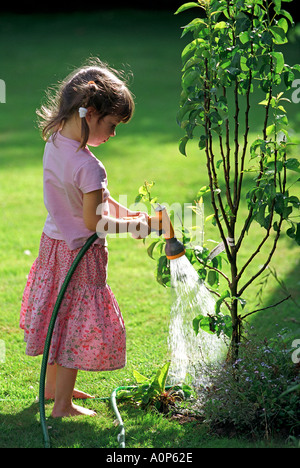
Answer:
xmin=20 ymin=59 xmax=150 ymax=418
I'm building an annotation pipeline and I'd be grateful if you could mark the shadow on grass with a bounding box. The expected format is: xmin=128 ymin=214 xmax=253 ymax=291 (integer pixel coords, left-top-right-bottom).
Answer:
xmin=0 ymin=402 xmax=45 ymax=448
xmin=0 ymin=393 xmax=292 ymax=448
xmin=0 ymin=399 xmax=206 ymax=448
xmin=0 ymin=400 xmax=120 ymax=448
xmin=249 ymin=256 xmax=300 ymax=340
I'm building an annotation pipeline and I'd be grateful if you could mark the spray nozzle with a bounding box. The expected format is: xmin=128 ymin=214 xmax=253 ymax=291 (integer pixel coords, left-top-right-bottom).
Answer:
xmin=149 ymin=205 xmax=186 ymax=260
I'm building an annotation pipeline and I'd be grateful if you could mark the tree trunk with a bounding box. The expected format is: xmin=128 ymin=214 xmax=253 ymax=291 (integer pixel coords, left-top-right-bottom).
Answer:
xmin=228 ymin=254 xmax=240 ymax=363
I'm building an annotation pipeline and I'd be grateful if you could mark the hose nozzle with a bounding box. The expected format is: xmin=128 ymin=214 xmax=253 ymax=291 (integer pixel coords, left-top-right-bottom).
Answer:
xmin=149 ymin=205 xmax=185 ymax=260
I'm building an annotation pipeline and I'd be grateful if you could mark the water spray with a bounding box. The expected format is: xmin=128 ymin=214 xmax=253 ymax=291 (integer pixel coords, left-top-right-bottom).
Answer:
xmin=149 ymin=205 xmax=185 ymax=260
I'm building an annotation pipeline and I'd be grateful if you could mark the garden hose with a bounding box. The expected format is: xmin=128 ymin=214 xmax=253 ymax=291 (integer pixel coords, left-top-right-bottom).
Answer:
xmin=39 ymin=233 xmax=98 ymax=448
xmin=110 ymin=386 xmax=136 ymax=448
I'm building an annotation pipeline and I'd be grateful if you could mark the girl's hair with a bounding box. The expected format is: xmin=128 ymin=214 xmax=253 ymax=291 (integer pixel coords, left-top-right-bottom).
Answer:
xmin=37 ymin=58 xmax=135 ymax=149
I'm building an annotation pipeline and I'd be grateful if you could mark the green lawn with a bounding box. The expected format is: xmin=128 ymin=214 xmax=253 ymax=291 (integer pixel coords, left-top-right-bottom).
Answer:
xmin=0 ymin=10 xmax=299 ymax=448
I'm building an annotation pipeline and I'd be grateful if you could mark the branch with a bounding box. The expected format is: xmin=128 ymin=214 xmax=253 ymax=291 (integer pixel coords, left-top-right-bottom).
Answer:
xmin=235 ymin=65 xmax=273 ymax=254
xmin=204 ymin=59 xmax=233 ymax=264
xmin=206 ymin=287 xmax=231 ymax=312
xmin=224 ymin=87 xmax=231 ymax=184
xmin=209 ymin=132 xmax=231 ymax=233
xmin=195 ymin=254 xmax=231 ymax=285
xmin=236 ymin=200 xmax=275 ymax=282
xmin=241 ymin=295 xmax=291 ymax=320
xmin=233 ymin=80 xmax=240 ymax=209
xmin=206 ymin=129 xmax=232 ymax=262
xmin=219 ymin=87 xmax=234 ymax=214
xmin=235 ymin=206 xmax=254 ymax=253
xmin=236 ymin=69 xmax=252 ymax=212
xmin=238 ymin=216 xmax=284 ymax=296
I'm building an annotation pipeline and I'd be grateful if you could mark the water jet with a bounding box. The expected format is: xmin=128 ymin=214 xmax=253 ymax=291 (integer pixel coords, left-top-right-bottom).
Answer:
xmin=149 ymin=205 xmax=226 ymax=385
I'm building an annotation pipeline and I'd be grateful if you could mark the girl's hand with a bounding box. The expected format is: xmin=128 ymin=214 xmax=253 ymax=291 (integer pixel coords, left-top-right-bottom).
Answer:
xmin=128 ymin=214 xmax=150 ymax=239
xmin=127 ymin=210 xmax=150 ymax=220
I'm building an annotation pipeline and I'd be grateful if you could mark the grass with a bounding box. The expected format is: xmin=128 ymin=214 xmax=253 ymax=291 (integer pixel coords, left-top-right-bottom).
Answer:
xmin=0 ymin=10 xmax=299 ymax=448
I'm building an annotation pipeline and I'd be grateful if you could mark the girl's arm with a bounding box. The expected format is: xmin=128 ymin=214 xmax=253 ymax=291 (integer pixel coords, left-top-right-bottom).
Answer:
xmin=108 ymin=196 xmax=148 ymax=219
xmin=83 ymin=190 xmax=150 ymax=238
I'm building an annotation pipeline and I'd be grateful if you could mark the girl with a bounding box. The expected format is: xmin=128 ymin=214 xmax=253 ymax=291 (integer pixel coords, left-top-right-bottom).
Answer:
xmin=20 ymin=59 xmax=150 ymax=418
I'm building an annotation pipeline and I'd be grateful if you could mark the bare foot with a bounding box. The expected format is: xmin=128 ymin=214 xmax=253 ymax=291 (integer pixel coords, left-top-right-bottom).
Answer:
xmin=51 ymin=402 xmax=97 ymax=418
xmin=45 ymin=388 xmax=94 ymax=400
xmin=72 ymin=389 xmax=95 ymax=400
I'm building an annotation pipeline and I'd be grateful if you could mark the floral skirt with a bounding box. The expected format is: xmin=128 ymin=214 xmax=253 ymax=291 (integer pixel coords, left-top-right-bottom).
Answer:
xmin=20 ymin=233 xmax=126 ymax=371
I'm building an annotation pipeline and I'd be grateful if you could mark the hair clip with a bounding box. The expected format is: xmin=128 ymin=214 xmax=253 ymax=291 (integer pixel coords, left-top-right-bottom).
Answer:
xmin=78 ymin=107 xmax=88 ymax=118
xmin=88 ymin=81 xmax=96 ymax=85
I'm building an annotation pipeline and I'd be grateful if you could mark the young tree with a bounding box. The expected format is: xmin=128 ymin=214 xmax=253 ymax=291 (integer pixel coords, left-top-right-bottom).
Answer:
xmin=173 ymin=0 xmax=300 ymax=360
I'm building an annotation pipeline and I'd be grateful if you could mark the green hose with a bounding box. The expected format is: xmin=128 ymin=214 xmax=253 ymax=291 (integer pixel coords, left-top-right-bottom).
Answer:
xmin=110 ymin=386 xmax=136 ymax=448
xmin=39 ymin=233 xmax=98 ymax=448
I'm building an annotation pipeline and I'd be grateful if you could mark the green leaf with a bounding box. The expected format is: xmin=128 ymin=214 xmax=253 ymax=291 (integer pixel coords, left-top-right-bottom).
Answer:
xmin=235 ymin=13 xmax=251 ymax=34
xmin=198 ymin=316 xmax=215 ymax=335
xmin=147 ymin=239 xmax=161 ymax=260
xmin=270 ymin=26 xmax=288 ymax=44
xmin=156 ymin=255 xmax=170 ymax=287
xmin=288 ymin=196 xmax=300 ymax=208
xmin=196 ymin=185 xmax=210 ymax=201
xmin=182 ymin=69 xmax=199 ymax=89
xmin=156 ymin=362 xmax=170 ymax=393
xmin=193 ymin=314 xmax=205 ymax=335
xmin=207 ymin=270 xmax=218 ymax=287
xmin=179 ymin=135 xmax=189 ymax=156
xmin=273 ymin=0 xmax=282 ymax=14
xmin=181 ymin=18 xmax=207 ymax=38
xmin=221 ymin=315 xmax=233 ymax=339
xmin=285 ymin=158 xmax=300 ymax=173
xmin=286 ymin=224 xmax=295 ymax=238
xmin=133 ymin=369 xmax=150 ymax=384
xmin=266 ymin=124 xmax=275 ymax=136
xmin=198 ymin=134 xmax=207 ymax=150
xmin=272 ymin=51 xmax=285 ymax=74
xmin=274 ymin=193 xmax=284 ymax=215
xmin=135 ymin=193 xmax=144 ymax=204
xmin=215 ymin=290 xmax=230 ymax=315
xmin=138 ymin=184 xmax=148 ymax=195
xmin=214 ymin=21 xmax=227 ymax=30
xmin=175 ymin=2 xmax=200 ymax=15
xmin=279 ymin=9 xmax=294 ymax=26
xmin=181 ymin=40 xmax=199 ymax=63
xmin=250 ymin=138 xmax=268 ymax=158
xmin=278 ymin=17 xmax=289 ymax=33
xmin=148 ymin=362 xmax=170 ymax=400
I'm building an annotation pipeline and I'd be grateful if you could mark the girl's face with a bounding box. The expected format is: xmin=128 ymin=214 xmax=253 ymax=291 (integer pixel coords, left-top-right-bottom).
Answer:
xmin=86 ymin=111 xmax=121 ymax=147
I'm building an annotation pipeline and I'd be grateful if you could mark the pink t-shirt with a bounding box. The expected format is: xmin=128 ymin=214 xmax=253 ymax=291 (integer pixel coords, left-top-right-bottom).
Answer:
xmin=43 ymin=132 xmax=110 ymax=250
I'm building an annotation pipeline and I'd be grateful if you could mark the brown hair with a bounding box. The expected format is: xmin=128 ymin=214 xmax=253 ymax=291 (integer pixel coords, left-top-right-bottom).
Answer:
xmin=37 ymin=58 xmax=135 ymax=149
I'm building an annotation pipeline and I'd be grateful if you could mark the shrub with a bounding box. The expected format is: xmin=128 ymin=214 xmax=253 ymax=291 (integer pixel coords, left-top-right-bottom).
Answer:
xmin=195 ymin=329 xmax=300 ymax=439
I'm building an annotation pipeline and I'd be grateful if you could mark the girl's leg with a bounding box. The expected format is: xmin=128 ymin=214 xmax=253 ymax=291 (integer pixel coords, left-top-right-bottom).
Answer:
xmin=45 ymin=363 xmax=57 ymax=399
xmin=45 ymin=363 xmax=94 ymax=400
xmin=51 ymin=364 xmax=96 ymax=418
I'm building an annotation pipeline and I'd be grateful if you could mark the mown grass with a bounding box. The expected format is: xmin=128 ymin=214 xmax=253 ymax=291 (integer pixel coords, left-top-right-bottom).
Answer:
xmin=0 ymin=10 xmax=299 ymax=448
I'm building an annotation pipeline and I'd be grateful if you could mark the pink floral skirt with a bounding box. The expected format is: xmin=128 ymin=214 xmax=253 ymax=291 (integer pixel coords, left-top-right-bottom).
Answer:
xmin=20 ymin=233 xmax=126 ymax=371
